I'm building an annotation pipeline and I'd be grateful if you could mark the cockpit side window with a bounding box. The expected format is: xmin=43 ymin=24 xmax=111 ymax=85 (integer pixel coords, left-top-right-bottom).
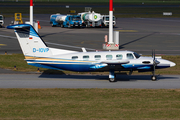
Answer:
xmin=116 ymin=54 xmax=123 ymax=60
xmin=133 ymin=52 xmax=141 ymax=59
xmin=127 ymin=53 xmax=134 ymax=59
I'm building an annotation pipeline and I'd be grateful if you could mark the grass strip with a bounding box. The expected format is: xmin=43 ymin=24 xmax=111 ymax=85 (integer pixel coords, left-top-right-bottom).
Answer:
xmin=0 ymin=88 xmax=180 ymax=119
xmin=0 ymin=54 xmax=179 ymax=75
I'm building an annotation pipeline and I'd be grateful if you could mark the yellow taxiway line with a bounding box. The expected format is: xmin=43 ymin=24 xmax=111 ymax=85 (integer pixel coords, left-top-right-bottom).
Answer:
xmin=0 ymin=44 xmax=7 ymax=46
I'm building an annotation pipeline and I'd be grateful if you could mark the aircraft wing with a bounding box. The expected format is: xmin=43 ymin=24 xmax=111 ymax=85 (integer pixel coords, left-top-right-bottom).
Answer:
xmin=101 ymin=60 xmax=129 ymax=65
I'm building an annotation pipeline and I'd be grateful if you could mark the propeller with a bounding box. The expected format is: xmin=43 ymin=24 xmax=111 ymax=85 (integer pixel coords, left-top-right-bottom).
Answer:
xmin=151 ymin=50 xmax=160 ymax=81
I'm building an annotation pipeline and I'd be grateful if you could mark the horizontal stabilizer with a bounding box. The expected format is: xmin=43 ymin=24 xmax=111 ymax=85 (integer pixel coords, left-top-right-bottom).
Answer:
xmin=7 ymin=24 xmax=31 ymax=29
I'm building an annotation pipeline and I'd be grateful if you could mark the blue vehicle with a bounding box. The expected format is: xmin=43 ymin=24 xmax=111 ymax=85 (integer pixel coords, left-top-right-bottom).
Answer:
xmin=50 ymin=14 xmax=83 ymax=28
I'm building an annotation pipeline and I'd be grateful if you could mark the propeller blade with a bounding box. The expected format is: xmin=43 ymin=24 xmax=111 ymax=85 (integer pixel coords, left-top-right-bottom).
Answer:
xmin=151 ymin=49 xmax=157 ymax=81
xmin=153 ymin=49 xmax=155 ymax=61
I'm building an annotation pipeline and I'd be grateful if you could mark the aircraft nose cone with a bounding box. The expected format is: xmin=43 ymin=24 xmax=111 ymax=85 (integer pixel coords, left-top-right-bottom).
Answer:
xmin=170 ymin=62 xmax=176 ymax=67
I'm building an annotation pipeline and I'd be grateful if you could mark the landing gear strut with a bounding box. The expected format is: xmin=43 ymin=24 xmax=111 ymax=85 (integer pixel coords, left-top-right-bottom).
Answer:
xmin=151 ymin=65 xmax=157 ymax=81
xmin=151 ymin=50 xmax=159 ymax=81
xmin=151 ymin=59 xmax=157 ymax=81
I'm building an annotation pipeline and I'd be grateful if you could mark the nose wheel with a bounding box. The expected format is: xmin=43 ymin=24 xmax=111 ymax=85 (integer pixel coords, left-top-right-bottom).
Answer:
xmin=151 ymin=75 xmax=157 ymax=81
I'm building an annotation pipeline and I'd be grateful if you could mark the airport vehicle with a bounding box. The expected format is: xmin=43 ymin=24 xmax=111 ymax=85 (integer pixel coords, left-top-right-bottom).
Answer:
xmin=101 ymin=15 xmax=116 ymax=27
xmin=78 ymin=11 xmax=102 ymax=27
xmin=10 ymin=13 xmax=23 ymax=25
xmin=0 ymin=15 xmax=4 ymax=28
xmin=50 ymin=14 xmax=82 ymax=28
xmin=7 ymin=24 xmax=176 ymax=82
xmin=14 ymin=13 xmax=23 ymax=24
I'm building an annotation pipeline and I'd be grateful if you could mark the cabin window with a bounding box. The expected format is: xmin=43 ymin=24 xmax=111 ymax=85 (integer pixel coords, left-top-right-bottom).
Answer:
xmin=72 ymin=56 xmax=78 ymax=60
xmin=94 ymin=55 xmax=101 ymax=60
xmin=116 ymin=54 xmax=123 ymax=60
xmin=83 ymin=55 xmax=89 ymax=60
xmin=106 ymin=55 xmax=113 ymax=60
xmin=127 ymin=53 xmax=134 ymax=59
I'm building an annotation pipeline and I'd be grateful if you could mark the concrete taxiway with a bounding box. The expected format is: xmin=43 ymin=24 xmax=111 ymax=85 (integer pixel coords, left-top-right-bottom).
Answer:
xmin=0 ymin=74 xmax=179 ymax=89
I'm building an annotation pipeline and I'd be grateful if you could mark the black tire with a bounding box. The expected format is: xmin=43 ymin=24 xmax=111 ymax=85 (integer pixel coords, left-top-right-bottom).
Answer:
xmin=52 ymin=24 xmax=56 ymax=27
xmin=151 ymin=76 xmax=157 ymax=81
xmin=109 ymin=77 xmax=117 ymax=82
xmin=68 ymin=24 xmax=72 ymax=28
xmin=61 ymin=24 xmax=64 ymax=28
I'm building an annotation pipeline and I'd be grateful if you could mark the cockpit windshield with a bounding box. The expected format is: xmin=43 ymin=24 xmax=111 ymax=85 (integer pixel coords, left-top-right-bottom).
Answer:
xmin=133 ymin=52 xmax=141 ymax=59
xmin=72 ymin=17 xmax=81 ymax=21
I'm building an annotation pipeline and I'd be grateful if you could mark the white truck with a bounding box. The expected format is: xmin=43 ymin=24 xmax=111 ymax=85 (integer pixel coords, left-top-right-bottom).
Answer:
xmin=101 ymin=15 xmax=116 ymax=28
xmin=78 ymin=11 xmax=102 ymax=28
xmin=0 ymin=15 xmax=4 ymax=28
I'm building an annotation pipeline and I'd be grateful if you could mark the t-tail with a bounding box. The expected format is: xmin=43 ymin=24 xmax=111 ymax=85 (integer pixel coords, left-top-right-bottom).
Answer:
xmin=7 ymin=24 xmax=76 ymax=58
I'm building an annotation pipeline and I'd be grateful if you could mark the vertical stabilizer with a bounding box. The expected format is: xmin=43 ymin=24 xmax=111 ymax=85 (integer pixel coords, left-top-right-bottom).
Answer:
xmin=7 ymin=24 xmax=51 ymax=57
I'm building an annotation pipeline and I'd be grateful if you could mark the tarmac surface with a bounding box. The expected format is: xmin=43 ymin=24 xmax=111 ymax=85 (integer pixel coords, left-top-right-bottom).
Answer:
xmin=0 ymin=14 xmax=180 ymax=55
xmin=0 ymin=74 xmax=180 ymax=89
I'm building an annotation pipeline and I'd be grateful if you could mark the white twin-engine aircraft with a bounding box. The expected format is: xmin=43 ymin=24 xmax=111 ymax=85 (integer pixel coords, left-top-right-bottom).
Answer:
xmin=7 ymin=24 xmax=176 ymax=82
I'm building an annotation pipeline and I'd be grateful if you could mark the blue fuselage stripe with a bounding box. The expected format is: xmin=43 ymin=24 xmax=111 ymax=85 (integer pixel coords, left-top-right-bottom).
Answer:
xmin=26 ymin=58 xmax=170 ymax=72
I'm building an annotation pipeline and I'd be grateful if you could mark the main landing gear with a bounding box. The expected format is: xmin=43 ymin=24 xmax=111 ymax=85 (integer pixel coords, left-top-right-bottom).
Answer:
xmin=109 ymin=65 xmax=117 ymax=82
xmin=109 ymin=70 xmax=117 ymax=82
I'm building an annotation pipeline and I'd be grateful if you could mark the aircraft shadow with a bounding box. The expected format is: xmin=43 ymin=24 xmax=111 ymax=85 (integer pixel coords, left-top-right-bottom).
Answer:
xmin=119 ymin=32 xmax=157 ymax=49
xmin=40 ymin=29 xmax=74 ymax=37
xmin=39 ymin=73 xmax=178 ymax=82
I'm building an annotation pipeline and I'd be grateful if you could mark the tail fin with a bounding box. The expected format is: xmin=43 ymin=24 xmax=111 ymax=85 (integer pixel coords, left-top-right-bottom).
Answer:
xmin=7 ymin=24 xmax=51 ymax=57
xmin=7 ymin=24 xmax=76 ymax=57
